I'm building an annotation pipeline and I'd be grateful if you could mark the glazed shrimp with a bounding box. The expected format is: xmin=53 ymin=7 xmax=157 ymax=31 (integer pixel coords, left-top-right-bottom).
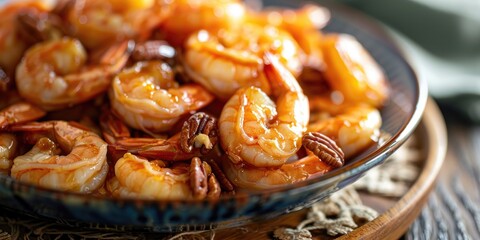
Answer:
xmin=219 ymin=52 xmax=308 ymax=167
xmin=0 ymin=1 xmax=50 ymax=77
xmin=221 ymin=152 xmax=331 ymax=189
xmin=107 ymin=153 xmax=192 ymax=199
xmin=109 ymin=112 xmax=219 ymax=161
xmin=67 ymin=0 xmax=169 ymax=49
xmin=0 ymin=134 xmax=18 ymax=175
xmin=157 ymin=0 xmax=245 ymax=47
xmin=107 ymin=154 xmax=221 ymax=200
xmin=109 ymin=60 xmax=214 ymax=133
xmin=10 ymin=121 xmax=108 ymax=193
xmin=246 ymin=4 xmax=330 ymax=70
xmin=308 ymin=96 xmax=382 ymax=159
xmin=16 ymin=37 xmax=131 ymax=111
xmin=184 ymin=24 xmax=303 ymax=99
xmin=0 ymin=102 xmax=46 ymax=129
xmin=321 ymin=34 xmax=389 ymax=107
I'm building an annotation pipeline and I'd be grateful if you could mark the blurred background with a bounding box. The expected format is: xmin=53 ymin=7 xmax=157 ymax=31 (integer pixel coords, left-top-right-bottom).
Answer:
xmin=339 ymin=0 xmax=480 ymax=122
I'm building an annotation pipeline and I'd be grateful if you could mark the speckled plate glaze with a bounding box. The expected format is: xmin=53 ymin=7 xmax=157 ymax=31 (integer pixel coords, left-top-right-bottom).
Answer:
xmin=0 ymin=0 xmax=428 ymax=232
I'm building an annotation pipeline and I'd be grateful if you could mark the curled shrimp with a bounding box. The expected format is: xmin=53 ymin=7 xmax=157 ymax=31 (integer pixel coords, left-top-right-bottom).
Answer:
xmin=109 ymin=60 xmax=214 ymax=133
xmin=308 ymin=96 xmax=382 ymax=159
xmin=321 ymin=34 xmax=389 ymax=107
xmin=157 ymin=0 xmax=245 ymax=47
xmin=9 ymin=121 xmax=108 ymax=193
xmin=0 ymin=133 xmax=18 ymax=175
xmin=67 ymin=0 xmax=169 ymax=49
xmin=183 ymin=24 xmax=303 ymax=99
xmin=107 ymin=154 xmax=221 ymax=200
xmin=15 ymin=37 xmax=131 ymax=111
xmin=0 ymin=1 xmax=50 ymax=77
xmin=219 ymin=52 xmax=308 ymax=167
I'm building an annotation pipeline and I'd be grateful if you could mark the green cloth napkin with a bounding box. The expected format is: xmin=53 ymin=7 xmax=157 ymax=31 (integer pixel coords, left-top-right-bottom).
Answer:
xmin=339 ymin=0 xmax=480 ymax=122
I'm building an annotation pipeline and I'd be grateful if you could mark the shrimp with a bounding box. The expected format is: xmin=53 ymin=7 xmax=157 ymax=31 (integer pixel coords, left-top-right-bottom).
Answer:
xmin=0 ymin=134 xmax=18 ymax=175
xmin=183 ymin=24 xmax=303 ymax=99
xmin=15 ymin=37 xmax=132 ymax=111
xmin=67 ymin=0 xmax=169 ymax=49
xmin=308 ymin=96 xmax=382 ymax=159
xmin=245 ymin=4 xmax=330 ymax=71
xmin=245 ymin=4 xmax=330 ymax=32
xmin=219 ymin=52 xmax=308 ymax=167
xmin=9 ymin=121 xmax=108 ymax=193
xmin=109 ymin=60 xmax=214 ymax=133
xmin=0 ymin=102 xmax=46 ymax=129
xmin=321 ymin=34 xmax=389 ymax=107
xmin=109 ymin=112 xmax=219 ymax=161
xmin=221 ymin=152 xmax=331 ymax=189
xmin=0 ymin=1 xmax=50 ymax=77
xmin=107 ymin=154 xmax=221 ymax=200
xmin=157 ymin=0 xmax=245 ymax=47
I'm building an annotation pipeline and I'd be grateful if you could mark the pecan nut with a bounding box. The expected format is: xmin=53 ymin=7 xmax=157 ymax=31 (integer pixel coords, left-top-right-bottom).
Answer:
xmin=181 ymin=112 xmax=218 ymax=155
xmin=131 ymin=40 xmax=176 ymax=63
xmin=302 ymin=132 xmax=345 ymax=168
xmin=190 ymin=157 xmax=208 ymax=199
xmin=16 ymin=11 xmax=65 ymax=43
xmin=0 ymin=67 xmax=10 ymax=92
xmin=207 ymin=173 xmax=221 ymax=200
xmin=51 ymin=0 xmax=75 ymax=19
xmin=205 ymin=158 xmax=234 ymax=192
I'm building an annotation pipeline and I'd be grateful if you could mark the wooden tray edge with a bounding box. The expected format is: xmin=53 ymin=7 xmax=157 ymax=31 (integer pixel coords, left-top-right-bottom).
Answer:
xmin=339 ymin=98 xmax=447 ymax=239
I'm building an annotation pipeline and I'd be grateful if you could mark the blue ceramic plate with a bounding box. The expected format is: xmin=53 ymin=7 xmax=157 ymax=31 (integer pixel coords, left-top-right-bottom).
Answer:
xmin=0 ymin=0 xmax=427 ymax=232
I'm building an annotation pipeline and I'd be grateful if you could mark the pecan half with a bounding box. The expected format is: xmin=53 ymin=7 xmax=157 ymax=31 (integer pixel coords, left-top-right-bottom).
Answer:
xmin=16 ymin=11 xmax=65 ymax=43
xmin=207 ymin=173 xmax=221 ymax=200
xmin=0 ymin=68 xmax=10 ymax=92
xmin=205 ymin=158 xmax=234 ymax=192
xmin=131 ymin=40 xmax=176 ymax=63
xmin=181 ymin=112 xmax=218 ymax=155
xmin=51 ymin=0 xmax=75 ymax=19
xmin=190 ymin=157 xmax=208 ymax=199
xmin=302 ymin=132 xmax=345 ymax=168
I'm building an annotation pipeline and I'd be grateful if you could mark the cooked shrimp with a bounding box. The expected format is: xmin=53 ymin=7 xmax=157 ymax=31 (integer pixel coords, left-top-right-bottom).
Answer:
xmin=245 ymin=4 xmax=330 ymax=71
xmin=157 ymin=0 xmax=245 ymax=47
xmin=15 ymin=37 xmax=131 ymax=111
xmin=67 ymin=0 xmax=169 ymax=49
xmin=0 ymin=102 xmax=46 ymax=129
xmin=109 ymin=112 xmax=219 ymax=161
xmin=0 ymin=133 xmax=18 ymax=175
xmin=107 ymin=153 xmax=192 ymax=199
xmin=321 ymin=34 xmax=389 ymax=107
xmin=107 ymin=153 xmax=221 ymax=200
xmin=0 ymin=1 xmax=50 ymax=77
xmin=111 ymin=134 xmax=198 ymax=161
xmin=219 ymin=52 xmax=308 ymax=167
xmin=221 ymin=152 xmax=331 ymax=189
xmin=109 ymin=60 xmax=214 ymax=133
xmin=308 ymin=96 xmax=382 ymax=159
xmin=183 ymin=24 xmax=303 ymax=99
xmin=10 ymin=121 xmax=108 ymax=193
xmin=245 ymin=4 xmax=330 ymax=32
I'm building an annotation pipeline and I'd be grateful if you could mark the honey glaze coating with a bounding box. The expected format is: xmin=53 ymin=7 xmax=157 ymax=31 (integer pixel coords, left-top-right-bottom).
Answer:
xmin=0 ymin=0 xmax=389 ymax=196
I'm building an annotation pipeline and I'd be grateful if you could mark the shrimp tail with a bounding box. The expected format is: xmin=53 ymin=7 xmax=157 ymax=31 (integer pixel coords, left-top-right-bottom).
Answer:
xmin=0 ymin=102 xmax=46 ymax=129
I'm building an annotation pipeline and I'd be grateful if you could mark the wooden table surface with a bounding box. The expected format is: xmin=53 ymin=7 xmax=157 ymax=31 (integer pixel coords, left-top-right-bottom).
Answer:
xmin=404 ymin=105 xmax=480 ymax=240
